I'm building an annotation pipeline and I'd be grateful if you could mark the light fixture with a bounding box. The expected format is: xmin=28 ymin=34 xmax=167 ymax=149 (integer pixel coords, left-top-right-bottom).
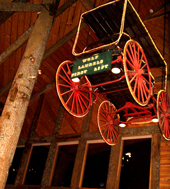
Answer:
xmin=152 ymin=118 xmax=158 ymax=123
xmin=119 ymin=123 xmax=126 ymax=127
xmin=72 ymin=77 xmax=80 ymax=82
xmin=111 ymin=67 xmax=121 ymax=74
xmin=149 ymin=9 xmax=154 ymax=13
xmin=125 ymin=152 xmax=131 ymax=158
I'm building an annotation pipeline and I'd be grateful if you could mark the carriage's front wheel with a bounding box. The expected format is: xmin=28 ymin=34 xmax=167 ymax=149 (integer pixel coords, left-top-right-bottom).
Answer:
xmin=97 ymin=101 xmax=120 ymax=145
xmin=56 ymin=60 xmax=92 ymax=117
xmin=157 ymin=90 xmax=170 ymax=140
xmin=123 ymin=40 xmax=152 ymax=106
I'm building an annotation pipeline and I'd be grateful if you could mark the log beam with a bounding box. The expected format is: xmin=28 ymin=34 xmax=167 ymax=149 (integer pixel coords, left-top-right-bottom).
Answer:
xmin=0 ymin=0 xmax=56 ymax=187
xmin=79 ymin=0 xmax=93 ymax=10
xmin=0 ymin=26 xmax=34 ymax=67
xmin=106 ymin=137 xmax=123 ymax=189
xmin=0 ymin=0 xmax=78 ymax=67
xmin=0 ymin=0 xmax=29 ymax=25
xmin=0 ymin=2 xmax=44 ymax=12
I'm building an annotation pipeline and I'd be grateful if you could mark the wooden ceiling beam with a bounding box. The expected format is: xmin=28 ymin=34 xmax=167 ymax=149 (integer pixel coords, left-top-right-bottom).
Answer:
xmin=143 ymin=1 xmax=170 ymax=21
xmin=0 ymin=22 xmax=87 ymax=99
xmin=0 ymin=2 xmax=44 ymax=12
xmin=79 ymin=0 xmax=93 ymax=10
xmin=0 ymin=0 xmax=78 ymax=67
xmin=0 ymin=25 xmax=34 ymax=66
xmin=0 ymin=0 xmax=29 ymax=25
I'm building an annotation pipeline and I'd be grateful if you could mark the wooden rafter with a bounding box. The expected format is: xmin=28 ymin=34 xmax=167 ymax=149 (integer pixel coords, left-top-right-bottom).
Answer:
xmin=0 ymin=2 xmax=44 ymax=12
xmin=0 ymin=0 xmax=78 ymax=66
xmin=0 ymin=0 xmax=29 ymax=25
xmin=79 ymin=0 xmax=93 ymax=10
xmin=0 ymin=22 xmax=87 ymax=100
xmin=143 ymin=1 xmax=170 ymax=21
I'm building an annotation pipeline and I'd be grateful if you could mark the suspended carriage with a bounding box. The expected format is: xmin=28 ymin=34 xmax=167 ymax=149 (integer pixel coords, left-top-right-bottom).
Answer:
xmin=56 ymin=0 xmax=170 ymax=145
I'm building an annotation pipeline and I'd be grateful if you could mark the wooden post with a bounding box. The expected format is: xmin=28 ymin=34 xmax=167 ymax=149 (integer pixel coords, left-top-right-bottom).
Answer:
xmin=70 ymin=107 xmax=93 ymax=188
xmin=41 ymin=103 xmax=66 ymax=187
xmin=149 ymin=133 xmax=161 ymax=189
xmin=15 ymin=94 xmax=45 ymax=185
xmin=106 ymin=137 xmax=124 ymax=189
xmin=0 ymin=0 xmax=56 ymax=187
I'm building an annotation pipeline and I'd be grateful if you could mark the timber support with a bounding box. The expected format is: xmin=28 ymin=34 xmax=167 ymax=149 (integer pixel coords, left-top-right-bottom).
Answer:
xmin=0 ymin=0 xmax=59 ymax=188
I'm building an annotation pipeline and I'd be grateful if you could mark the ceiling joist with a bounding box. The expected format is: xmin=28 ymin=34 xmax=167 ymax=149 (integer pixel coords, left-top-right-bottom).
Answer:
xmin=0 ymin=2 xmax=44 ymax=12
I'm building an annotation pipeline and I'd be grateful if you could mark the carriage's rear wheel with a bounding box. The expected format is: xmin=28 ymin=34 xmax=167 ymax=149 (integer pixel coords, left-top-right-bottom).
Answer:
xmin=97 ymin=101 xmax=120 ymax=145
xmin=157 ymin=90 xmax=170 ymax=140
xmin=56 ymin=60 xmax=92 ymax=117
xmin=123 ymin=40 xmax=151 ymax=106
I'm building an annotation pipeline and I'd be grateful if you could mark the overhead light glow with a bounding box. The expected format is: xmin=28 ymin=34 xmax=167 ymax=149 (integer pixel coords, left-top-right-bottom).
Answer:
xmin=152 ymin=118 xmax=158 ymax=123
xmin=72 ymin=77 xmax=80 ymax=82
xmin=119 ymin=123 xmax=126 ymax=127
xmin=125 ymin=152 xmax=131 ymax=158
xmin=111 ymin=67 xmax=121 ymax=74
xmin=150 ymin=9 xmax=154 ymax=13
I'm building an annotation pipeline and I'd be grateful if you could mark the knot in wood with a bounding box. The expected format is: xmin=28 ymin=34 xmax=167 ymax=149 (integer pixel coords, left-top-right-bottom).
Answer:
xmin=29 ymin=55 xmax=35 ymax=63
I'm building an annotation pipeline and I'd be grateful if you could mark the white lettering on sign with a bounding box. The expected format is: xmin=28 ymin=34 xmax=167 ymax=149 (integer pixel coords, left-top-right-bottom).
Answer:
xmin=94 ymin=64 xmax=109 ymax=71
xmin=71 ymin=70 xmax=87 ymax=78
xmin=82 ymin=55 xmax=99 ymax=63
xmin=78 ymin=59 xmax=104 ymax=70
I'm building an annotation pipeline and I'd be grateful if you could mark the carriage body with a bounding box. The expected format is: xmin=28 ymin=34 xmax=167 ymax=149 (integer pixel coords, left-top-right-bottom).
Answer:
xmin=56 ymin=0 xmax=169 ymax=144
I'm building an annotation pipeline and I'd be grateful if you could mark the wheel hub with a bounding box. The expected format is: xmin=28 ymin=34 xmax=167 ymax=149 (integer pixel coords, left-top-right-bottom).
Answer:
xmin=137 ymin=69 xmax=144 ymax=75
xmin=107 ymin=114 xmax=114 ymax=125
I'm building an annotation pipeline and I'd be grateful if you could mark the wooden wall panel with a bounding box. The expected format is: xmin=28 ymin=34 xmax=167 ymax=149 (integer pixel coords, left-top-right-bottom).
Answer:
xmin=160 ymin=140 xmax=170 ymax=188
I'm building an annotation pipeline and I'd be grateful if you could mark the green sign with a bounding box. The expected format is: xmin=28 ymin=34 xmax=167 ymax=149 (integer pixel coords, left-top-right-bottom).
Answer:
xmin=71 ymin=50 xmax=112 ymax=78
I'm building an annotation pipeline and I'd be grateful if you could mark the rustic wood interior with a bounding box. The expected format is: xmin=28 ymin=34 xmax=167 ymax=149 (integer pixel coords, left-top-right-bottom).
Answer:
xmin=0 ymin=0 xmax=169 ymax=188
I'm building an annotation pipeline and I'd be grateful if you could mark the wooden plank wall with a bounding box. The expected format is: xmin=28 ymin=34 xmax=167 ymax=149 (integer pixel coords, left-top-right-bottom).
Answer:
xmin=160 ymin=139 xmax=170 ymax=188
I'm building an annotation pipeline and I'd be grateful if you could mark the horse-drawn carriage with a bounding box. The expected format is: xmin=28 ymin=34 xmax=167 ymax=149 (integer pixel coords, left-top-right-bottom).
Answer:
xmin=56 ymin=0 xmax=170 ymax=145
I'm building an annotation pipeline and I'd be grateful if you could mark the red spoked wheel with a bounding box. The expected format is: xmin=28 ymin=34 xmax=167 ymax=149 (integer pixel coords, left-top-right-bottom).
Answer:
xmin=97 ymin=101 xmax=120 ymax=145
xmin=56 ymin=60 xmax=92 ymax=117
xmin=123 ymin=39 xmax=152 ymax=106
xmin=157 ymin=90 xmax=170 ymax=140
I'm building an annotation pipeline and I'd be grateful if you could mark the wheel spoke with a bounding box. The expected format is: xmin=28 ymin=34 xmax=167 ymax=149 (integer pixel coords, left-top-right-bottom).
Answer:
xmin=79 ymin=91 xmax=91 ymax=102
xmin=59 ymin=74 xmax=72 ymax=86
xmin=71 ymin=93 xmax=76 ymax=112
xmin=103 ymin=125 xmax=109 ymax=135
xmin=100 ymin=119 xmax=108 ymax=124
xmin=77 ymin=95 xmax=84 ymax=114
xmin=65 ymin=91 xmax=74 ymax=105
xmin=129 ymin=43 xmax=136 ymax=62
xmin=129 ymin=73 xmax=137 ymax=84
xmin=140 ymin=81 xmax=145 ymax=103
xmin=141 ymin=81 xmax=148 ymax=100
xmin=124 ymin=40 xmax=151 ymax=106
xmin=126 ymin=58 xmax=135 ymax=70
xmin=79 ymin=93 xmax=88 ymax=109
xmin=133 ymin=76 xmax=138 ymax=94
xmin=98 ymin=101 xmax=120 ymax=145
xmin=110 ymin=130 xmax=115 ymax=143
xmin=59 ymin=83 xmax=72 ymax=89
xmin=61 ymin=88 xmax=74 ymax=96
xmin=61 ymin=66 xmax=72 ymax=84
xmin=140 ymin=62 xmax=147 ymax=70
xmin=100 ymin=111 xmax=108 ymax=121
xmin=141 ymin=75 xmax=150 ymax=85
